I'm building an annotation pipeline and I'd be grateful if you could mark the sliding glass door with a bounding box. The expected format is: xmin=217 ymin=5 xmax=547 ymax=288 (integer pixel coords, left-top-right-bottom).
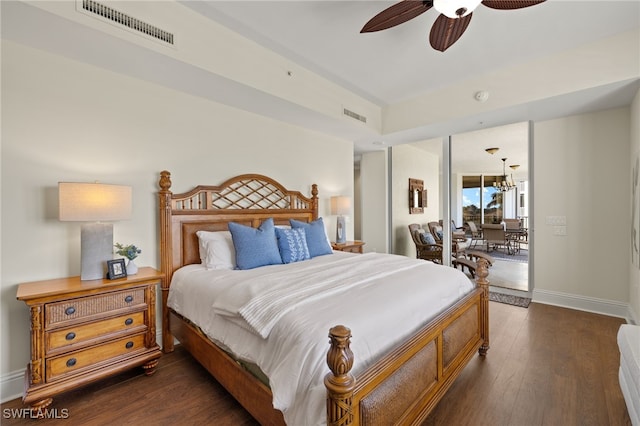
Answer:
xmin=451 ymin=122 xmax=531 ymax=293
xmin=390 ymin=121 xmax=531 ymax=293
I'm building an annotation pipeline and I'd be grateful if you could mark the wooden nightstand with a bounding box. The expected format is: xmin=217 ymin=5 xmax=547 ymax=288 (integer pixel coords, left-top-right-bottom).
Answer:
xmin=331 ymin=240 xmax=365 ymax=254
xmin=16 ymin=267 xmax=162 ymax=413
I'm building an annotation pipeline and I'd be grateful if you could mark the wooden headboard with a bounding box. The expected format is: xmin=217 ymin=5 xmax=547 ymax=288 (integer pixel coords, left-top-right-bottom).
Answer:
xmin=157 ymin=170 xmax=318 ymax=352
xmin=158 ymin=171 xmax=318 ymax=281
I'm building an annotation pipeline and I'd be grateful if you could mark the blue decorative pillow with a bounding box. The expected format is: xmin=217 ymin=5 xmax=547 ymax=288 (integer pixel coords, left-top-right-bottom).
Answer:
xmin=228 ymin=218 xmax=282 ymax=270
xmin=275 ymin=227 xmax=310 ymax=264
xmin=420 ymin=231 xmax=436 ymax=245
xmin=290 ymin=218 xmax=333 ymax=257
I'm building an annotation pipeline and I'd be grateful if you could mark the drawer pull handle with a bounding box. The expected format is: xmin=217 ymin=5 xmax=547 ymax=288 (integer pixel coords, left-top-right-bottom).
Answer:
xmin=124 ymin=295 xmax=133 ymax=303
xmin=65 ymin=306 xmax=76 ymax=315
xmin=66 ymin=358 xmax=77 ymax=368
xmin=65 ymin=332 xmax=76 ymax=341
xmin=125 ymin=341 xmax=134 ymax=349
xmin=124 ymin=318 xmax=133 ymax=326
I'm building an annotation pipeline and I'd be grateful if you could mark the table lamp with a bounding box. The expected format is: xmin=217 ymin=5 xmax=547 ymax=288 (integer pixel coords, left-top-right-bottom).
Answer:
xmin=59 ymin=182 xmax=132 ymax=280
xmin=330 ymin=196 xmax=350 ymax=244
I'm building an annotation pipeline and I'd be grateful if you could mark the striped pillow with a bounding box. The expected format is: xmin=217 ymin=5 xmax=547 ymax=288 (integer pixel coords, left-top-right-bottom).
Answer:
xmin=276 ymin=227 xmax=310 ymax=264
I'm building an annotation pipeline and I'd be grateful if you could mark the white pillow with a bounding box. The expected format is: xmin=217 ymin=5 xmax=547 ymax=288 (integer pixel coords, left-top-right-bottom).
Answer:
xmin=196 ymin=230 xmax=236 ymax=270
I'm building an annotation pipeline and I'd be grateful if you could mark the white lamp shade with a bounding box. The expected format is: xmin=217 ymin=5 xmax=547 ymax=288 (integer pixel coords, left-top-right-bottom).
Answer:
xmin=59 ymin=182 xmax=132 ymax=222
xmin=330 ymin=196 xmax=350 ymax=216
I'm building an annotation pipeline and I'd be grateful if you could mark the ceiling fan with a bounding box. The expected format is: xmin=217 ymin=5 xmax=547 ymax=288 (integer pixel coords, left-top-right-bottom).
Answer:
xmin=361 ymin=0 xmax=546 ymax=52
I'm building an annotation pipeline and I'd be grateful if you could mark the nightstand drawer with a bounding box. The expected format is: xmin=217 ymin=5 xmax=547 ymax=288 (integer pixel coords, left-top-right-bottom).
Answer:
xmin=331 ymin=241 xmax=365 ymax=254
xmin=46 ymin=311 xmax=146 ymax=353
xmin=46 ymin=333 xmax=146 ymax=381
xmin=341 ymin=246 xmax=362 ymax=253
xmin=45 ymin=288 xmax=146 ymax=328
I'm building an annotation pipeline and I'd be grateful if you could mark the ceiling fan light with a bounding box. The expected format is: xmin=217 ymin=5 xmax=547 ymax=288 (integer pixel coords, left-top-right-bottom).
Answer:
xmin=433 ymin=0 xmax=482 ymax=18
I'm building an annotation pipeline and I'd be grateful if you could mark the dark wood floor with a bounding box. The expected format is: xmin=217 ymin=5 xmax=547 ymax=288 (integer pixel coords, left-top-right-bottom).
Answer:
xmin=2 ymin=302 xmax=631 ymax=425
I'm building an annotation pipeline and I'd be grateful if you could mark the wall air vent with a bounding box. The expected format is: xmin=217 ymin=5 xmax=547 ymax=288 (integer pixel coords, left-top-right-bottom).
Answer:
xmin=80 ymin=0 xmax=174 ymax=45
xmin=343 ymin=108 xmax=367 ymax=124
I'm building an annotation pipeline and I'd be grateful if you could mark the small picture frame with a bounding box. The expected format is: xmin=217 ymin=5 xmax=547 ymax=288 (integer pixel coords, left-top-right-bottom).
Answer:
xmin=106 ymin=259 xmax=127 ymax=280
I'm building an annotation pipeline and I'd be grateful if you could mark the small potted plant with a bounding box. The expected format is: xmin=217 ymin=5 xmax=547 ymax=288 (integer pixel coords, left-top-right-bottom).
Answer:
xmin=114 ymin=243 xmax=141 ymax=275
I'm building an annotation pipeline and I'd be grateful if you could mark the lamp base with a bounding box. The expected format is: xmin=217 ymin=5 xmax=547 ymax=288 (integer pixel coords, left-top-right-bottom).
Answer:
xmin=80 ymin=223 xmax=113 ymax=280
xmin=336 ymin=216 xmax=346 ymax=244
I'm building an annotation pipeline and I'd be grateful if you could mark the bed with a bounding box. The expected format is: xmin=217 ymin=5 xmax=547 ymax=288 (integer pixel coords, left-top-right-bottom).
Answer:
xmin=158 ymin=171 xmax=490 ymax=425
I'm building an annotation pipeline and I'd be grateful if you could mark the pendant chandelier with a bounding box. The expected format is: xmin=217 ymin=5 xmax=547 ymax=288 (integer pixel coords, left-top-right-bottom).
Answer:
xmin=494 ymin=158 xmax=516 ymax=192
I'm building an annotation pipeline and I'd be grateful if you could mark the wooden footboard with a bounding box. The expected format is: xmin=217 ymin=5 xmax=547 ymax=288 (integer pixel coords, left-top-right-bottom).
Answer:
xmin=326 ymin=258 xmax=490 ymax=426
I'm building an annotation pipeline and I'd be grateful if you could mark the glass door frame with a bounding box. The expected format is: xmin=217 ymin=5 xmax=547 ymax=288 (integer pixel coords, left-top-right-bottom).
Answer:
xmin=445 ymin=122 xmax=534 ymax=293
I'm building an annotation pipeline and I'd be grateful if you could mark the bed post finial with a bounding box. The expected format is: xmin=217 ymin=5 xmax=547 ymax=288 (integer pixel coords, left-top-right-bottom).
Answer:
xmin=311 ymin=184 xmax=319 ymax=219
xmin=325 ymin=325 xmax=355 ymax=426
xmin=159 ymin=170 xmax=172 ymax=192
xmin=476 ymin=258 xmax=490 ymax=356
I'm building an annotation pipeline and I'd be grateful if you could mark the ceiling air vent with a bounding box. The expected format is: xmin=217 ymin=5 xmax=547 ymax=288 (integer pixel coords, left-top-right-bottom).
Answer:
xmin=80 ymin=0 xmax=174 ymax=45
xmin=343 ymin=108 xmax=367 ymax=124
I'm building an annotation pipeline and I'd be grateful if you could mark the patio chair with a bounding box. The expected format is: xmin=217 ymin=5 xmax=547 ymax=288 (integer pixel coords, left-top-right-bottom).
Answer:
xmin=428 ymin=221 xmax=470 ymax=259
xmin=441 ymin=219 xmax=466 ymax=240
xmin=414 ymin=223 xmax=481 ymax=276
xmin=503 ymin=218 xmax=528 ymax=250
xmin=465 ymin=221 xmax=484 ymax=248
xmin=503 ymin=218 xmax=522 ymax=231
xmin=408 ymin=224 xmax=443 ymax=264
xmin=482 ymin=223 xmax=513 ymax=254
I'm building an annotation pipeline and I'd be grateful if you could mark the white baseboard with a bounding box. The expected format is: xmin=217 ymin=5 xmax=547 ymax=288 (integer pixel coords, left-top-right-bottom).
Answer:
xmin=1 ymin=330 xmax=165 ymax=404
xmin=1 ymin=369 xmax=24 ymax=404
xmin=627 ymin=306 xmax=638 ymax=325
xmin=532 ymin=288 xmax=630 ymax=319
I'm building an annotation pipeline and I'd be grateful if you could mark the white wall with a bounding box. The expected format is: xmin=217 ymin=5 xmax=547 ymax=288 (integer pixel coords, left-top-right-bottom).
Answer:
xmin=14 ymin=0 xmax=382 ymax=137
xmin=0 ymin=40 xmax=354 ymax=400
xmin=630 ymin=90 xmax=640 ymax=324
xmin=359 ymin=150 xmax=388 ymax=254
xmin=533 ymin=107 xmax=631 ymax=317
xmin=390 ymin=145 xmax=440 ymax=257
xmin=383 ymin=108 xmax=634 ymax=319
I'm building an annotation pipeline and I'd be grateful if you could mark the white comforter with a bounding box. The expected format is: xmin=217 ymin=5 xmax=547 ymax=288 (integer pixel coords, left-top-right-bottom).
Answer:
xmin=168 ymin=251 xmax=474 ymax=425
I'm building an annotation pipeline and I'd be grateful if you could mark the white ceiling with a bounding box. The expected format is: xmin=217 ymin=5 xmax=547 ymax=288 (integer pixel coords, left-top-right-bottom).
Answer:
xmin=183 ymin=0 xmax=640 ymax=106
xmin=3 ymin=0 xmax=639 ymax=176
xmin=181 ymin=0 xmax=639 ymax=175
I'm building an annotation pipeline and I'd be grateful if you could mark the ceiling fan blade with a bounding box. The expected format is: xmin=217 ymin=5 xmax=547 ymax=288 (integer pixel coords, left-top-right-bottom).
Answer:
xmin=429 ymin=13 xmax=472 ymax=52
xmin=361 ymin=0 xmax=433 ymax=33
xmin=481 ymin=0 xmax=546 ymax=10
